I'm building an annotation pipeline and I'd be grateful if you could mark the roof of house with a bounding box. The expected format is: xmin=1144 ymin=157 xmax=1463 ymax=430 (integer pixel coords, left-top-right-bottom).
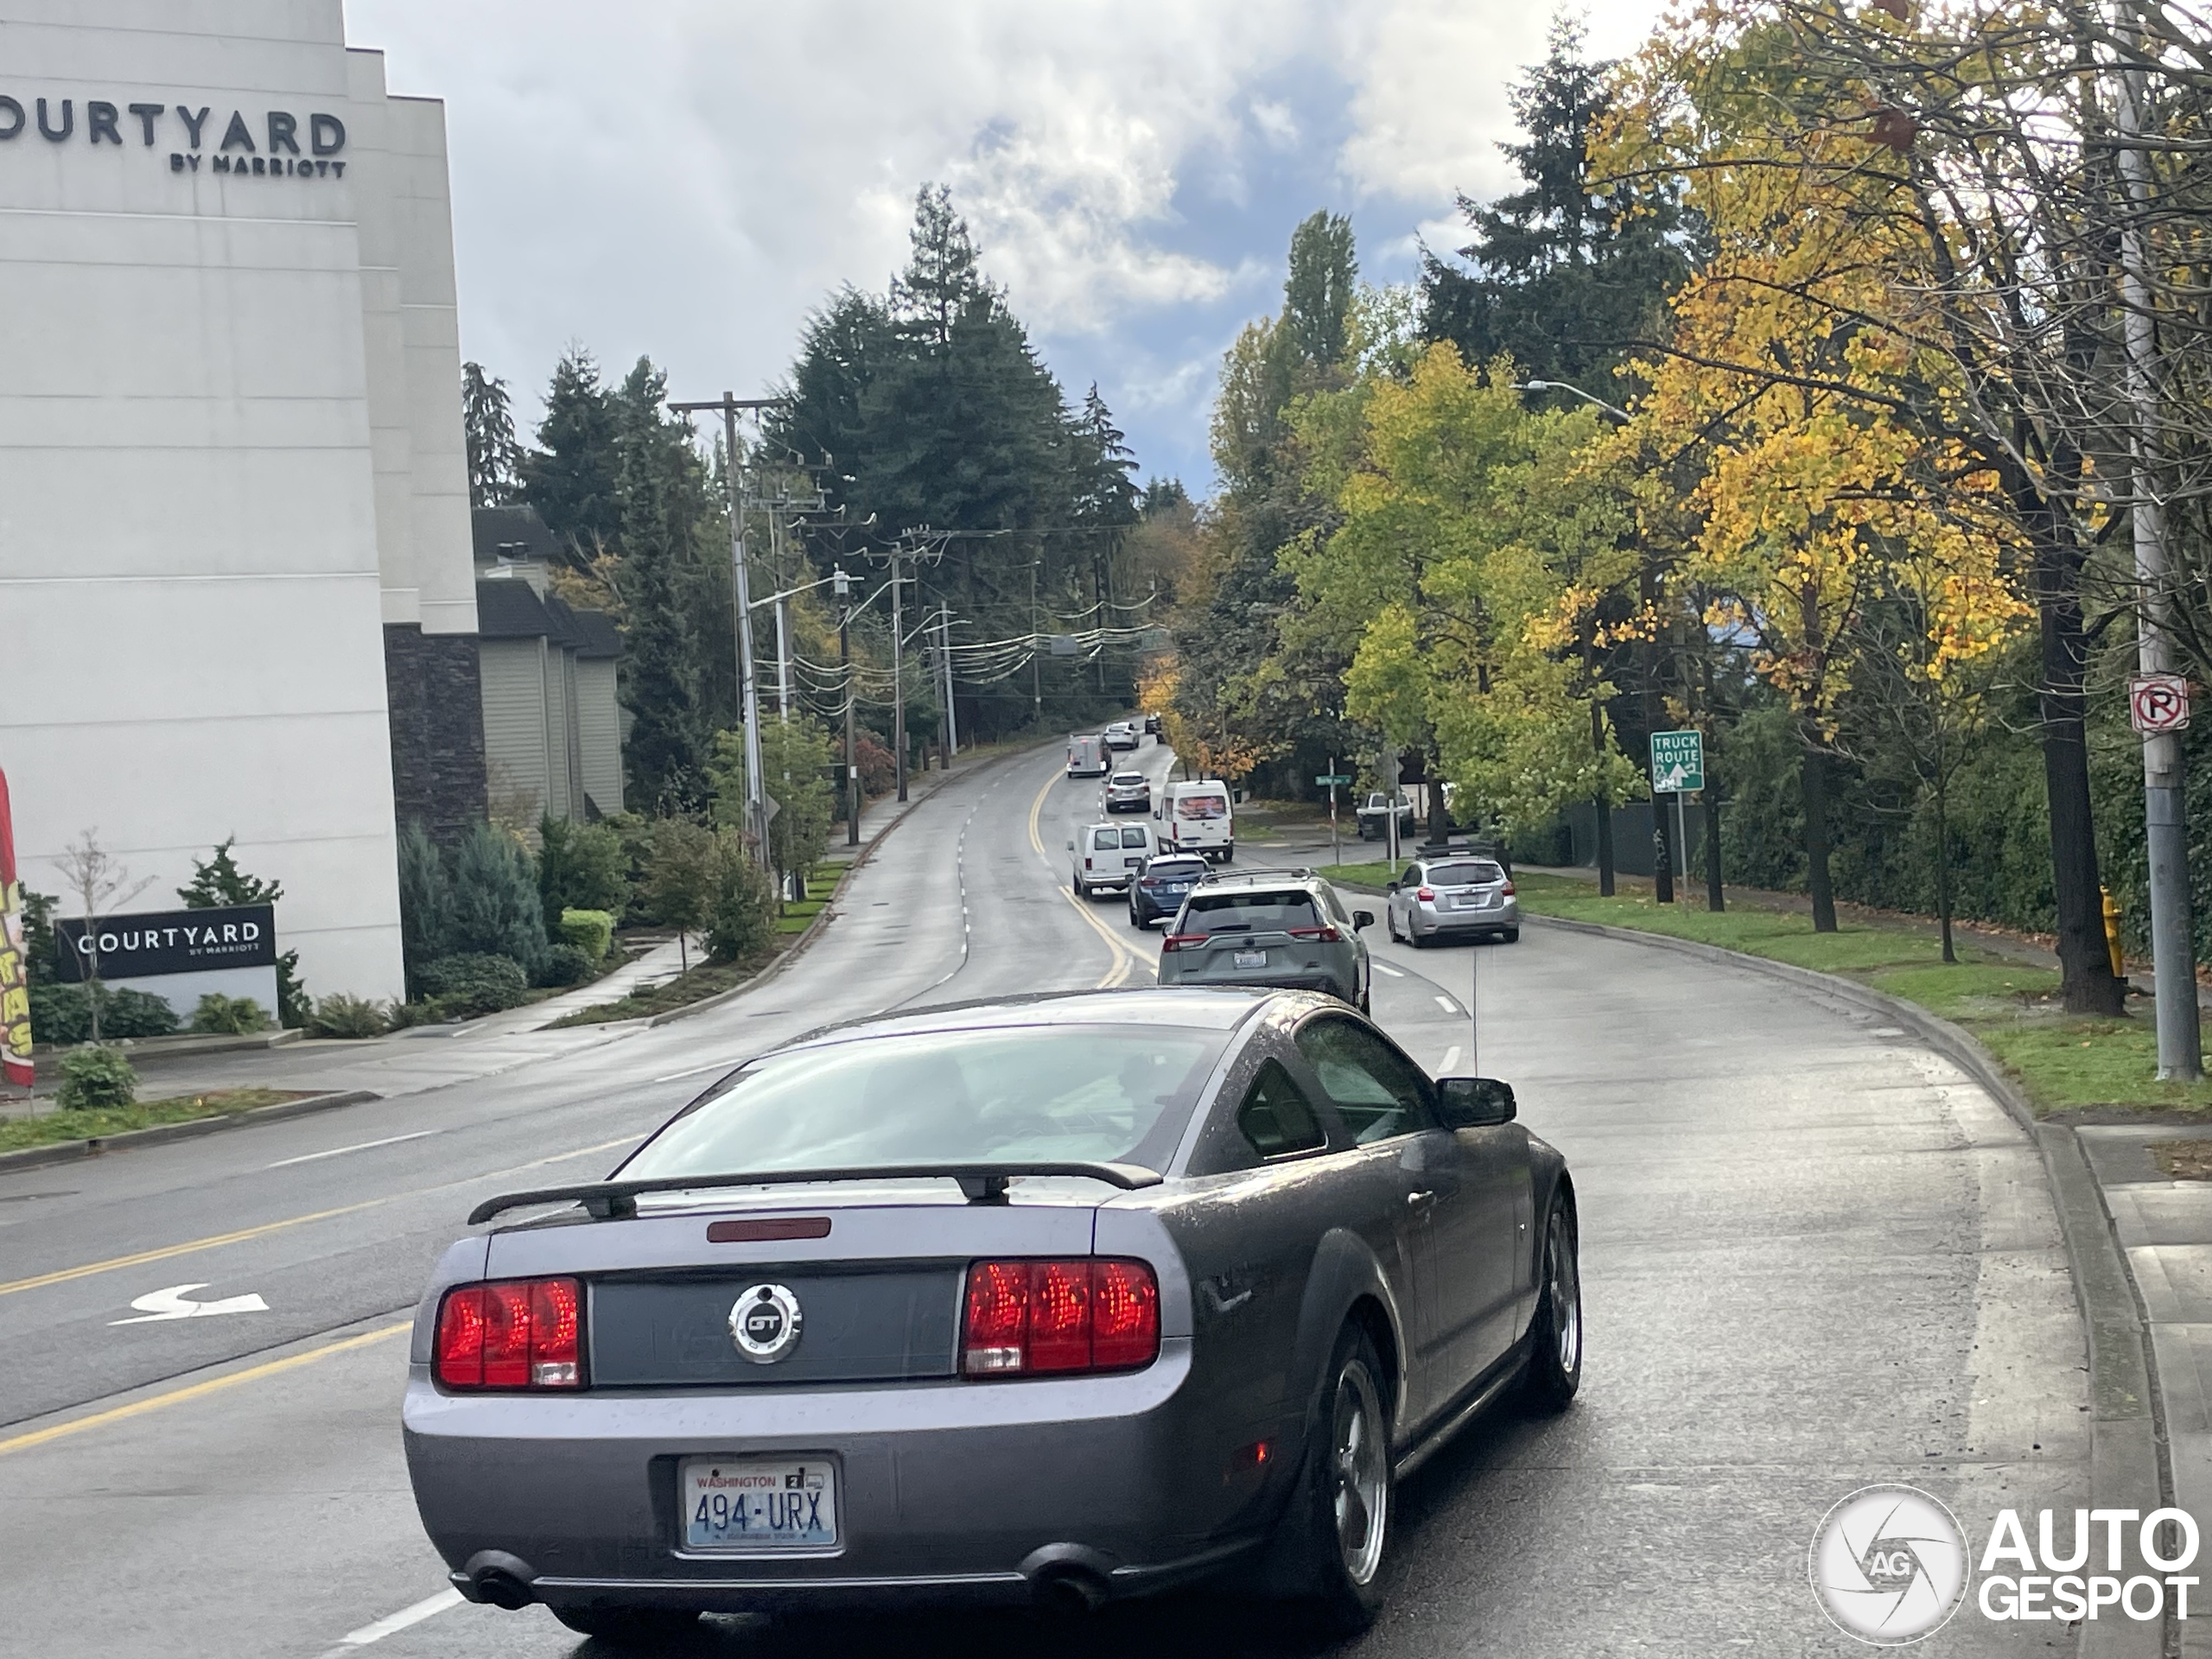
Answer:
xmin=569 ymin=609 xmax=622 ymax=660
xmin=471 ymin=504 xmax=562 ymax=564
xmin=474 ymin=575 xmax=620 ymax=659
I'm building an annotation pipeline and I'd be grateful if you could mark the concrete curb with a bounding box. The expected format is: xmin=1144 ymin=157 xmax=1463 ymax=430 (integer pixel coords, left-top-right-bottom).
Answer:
xmin=30 ymin=1027 xmax=305 ymax=1064
xmin=645 ymin=743 xmax=1039 ymax=1030
xmin=0 ymin=1088 xmax=383 ymax=1174
xmin=1525 ymin=912 xmax=2166 ymax=1657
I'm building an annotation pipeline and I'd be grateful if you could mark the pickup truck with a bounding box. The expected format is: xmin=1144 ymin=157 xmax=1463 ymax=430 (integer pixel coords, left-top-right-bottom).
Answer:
xmin=1355 ymin=791 xmax=1416 ymax=841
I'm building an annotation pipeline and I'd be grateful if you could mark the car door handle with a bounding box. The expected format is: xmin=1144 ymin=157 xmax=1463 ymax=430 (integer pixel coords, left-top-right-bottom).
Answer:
xmin=1406 ymin=1189 xmax=1436 ymax=1211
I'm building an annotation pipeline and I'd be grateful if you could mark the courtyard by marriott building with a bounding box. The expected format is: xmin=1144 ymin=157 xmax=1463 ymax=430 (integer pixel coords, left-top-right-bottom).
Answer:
xmin=0 ymin=3 xmax=487 ymax=1005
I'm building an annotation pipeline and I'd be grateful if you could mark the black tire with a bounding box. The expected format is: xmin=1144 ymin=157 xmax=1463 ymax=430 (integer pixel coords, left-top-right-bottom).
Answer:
xmin=549 ymin=1605 xmax=701 ymax=1645
xmin=1278 ymin=1324 xmax=1395 ymax=1635
xmin=1386 ymin=909 xmax=1402 ymax=944
xmin=1072 ymin=874 xmax=1087 ymax=898
xmin=1522 ymin=1195 xmax=1583 ymax=1414
xmin=1503 ymin=927 xmax=1521 ymax=944
xmin=1409 ymin=929 xmax=1429 ymax=950
xmin=1221 ymin=846 xmax=1235 ymax=865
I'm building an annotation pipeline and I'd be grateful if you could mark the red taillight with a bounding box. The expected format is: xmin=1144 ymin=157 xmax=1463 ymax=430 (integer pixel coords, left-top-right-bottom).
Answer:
xmin=961 ymin=1259 xmax=1160 ymax=1377
xmin=1503 ymin=880 xmax=1516 ymax=895
xmin=1162 ymin=932 xmax=1207 ymax=951
xmin=435 ymin=1277 xmax=582 ymax=1389
xmin=1287 ymin=925 xmax=1341 ymax=943
xmin=1416 ymin=887 xmax=1436 ymax=902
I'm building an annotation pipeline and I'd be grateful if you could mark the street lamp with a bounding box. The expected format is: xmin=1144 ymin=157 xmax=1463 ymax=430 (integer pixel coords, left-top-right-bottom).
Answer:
xmin=1510 ymin=379 xmax=1632 ymax=424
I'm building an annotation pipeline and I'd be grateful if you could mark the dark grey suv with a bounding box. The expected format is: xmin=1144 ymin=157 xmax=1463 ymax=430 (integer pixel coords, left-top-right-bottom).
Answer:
xmin=1158 ymin=871 xmax=1374 ymax=1014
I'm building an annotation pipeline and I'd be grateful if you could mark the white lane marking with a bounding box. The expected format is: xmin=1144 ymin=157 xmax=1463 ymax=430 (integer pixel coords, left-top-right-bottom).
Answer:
xmin=265 ymin=1131 xmax=437 ymax=1170
xmin=1439 ymin=1046 xmax=1461 ymax=1075
xmin=336 ymin=1588 xmax=466 ymax=1647
xmin=652 ymin=1059 xmax=734 ymax=1084
xmin=1433 ymin=995 xmax=1459 ymax=1014
xmin=1372 ymin=962 xmax=1405 ymax=978
xmin=110 ymin=1283 xmax=269 ymax=1325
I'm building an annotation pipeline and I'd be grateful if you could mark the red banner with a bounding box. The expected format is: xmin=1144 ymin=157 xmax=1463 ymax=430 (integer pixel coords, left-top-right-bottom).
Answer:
xmin=0 ymin=768 xmax=32 ymax=1089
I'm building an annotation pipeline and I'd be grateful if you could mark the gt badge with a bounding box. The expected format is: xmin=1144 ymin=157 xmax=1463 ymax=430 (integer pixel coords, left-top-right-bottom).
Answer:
xmin=730 ymin=1283 xmax=803 ymax=1364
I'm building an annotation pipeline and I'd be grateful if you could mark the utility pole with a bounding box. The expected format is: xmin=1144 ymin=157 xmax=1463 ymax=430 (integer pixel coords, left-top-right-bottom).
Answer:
xmin=2113 ymin=17 xmax=2202 ymax=1078
xmin=836 ymin=567 xmax=858 ymax=846
xmin=938 ymin=602 xmax=960 ymax=758
xmin=1030 ymin=556 xmax=1043 ymax=725
xmin=769 ymin=504 xmax=792 ymax=725
xmin=890 ymin=551 xmax=906 ymax=802
xmin=669 ymin=391 xmax=780 ymax=863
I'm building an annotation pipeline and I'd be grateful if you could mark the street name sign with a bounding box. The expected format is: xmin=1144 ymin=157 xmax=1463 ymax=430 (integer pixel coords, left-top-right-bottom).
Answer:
xmin=1315 ymin=774 xmax=1352 ymax=786
xmin=2130 ymin=673 xmax=2191 ymax=735
xmin=1649 ymin=729 xmax=1706 ymax=792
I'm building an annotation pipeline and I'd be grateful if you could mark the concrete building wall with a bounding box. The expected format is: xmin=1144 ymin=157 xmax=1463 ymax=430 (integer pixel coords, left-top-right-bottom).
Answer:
xmin=0 ymin=2 xmax=474 ymax=1003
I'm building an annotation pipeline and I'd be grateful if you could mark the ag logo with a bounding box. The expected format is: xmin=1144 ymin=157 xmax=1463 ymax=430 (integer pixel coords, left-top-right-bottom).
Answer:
xmin=729 ymin=1283 xmax=802 ymax=1364
xmin=1809 ymin=1484 xmax=1969 ymax=1645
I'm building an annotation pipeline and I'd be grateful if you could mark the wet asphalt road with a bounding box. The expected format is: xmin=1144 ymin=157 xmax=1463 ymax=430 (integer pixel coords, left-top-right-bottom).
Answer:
xmin=0 ymin=740 xmax=2090 ymax=1656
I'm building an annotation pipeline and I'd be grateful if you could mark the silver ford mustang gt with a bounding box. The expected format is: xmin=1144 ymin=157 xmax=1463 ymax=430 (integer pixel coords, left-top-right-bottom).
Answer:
xmin=402 ymin=988 xmax=1581 ymax=1645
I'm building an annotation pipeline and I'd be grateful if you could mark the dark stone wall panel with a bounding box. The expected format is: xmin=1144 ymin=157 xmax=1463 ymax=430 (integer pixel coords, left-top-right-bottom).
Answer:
xmin=384 ymin=624 xmax=488 ymax=847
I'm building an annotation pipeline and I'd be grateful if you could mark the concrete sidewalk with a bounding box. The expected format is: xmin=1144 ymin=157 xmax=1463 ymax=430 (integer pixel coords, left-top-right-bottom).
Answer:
xmin=2077 ymin=1127 xmax=2212 ymax=1657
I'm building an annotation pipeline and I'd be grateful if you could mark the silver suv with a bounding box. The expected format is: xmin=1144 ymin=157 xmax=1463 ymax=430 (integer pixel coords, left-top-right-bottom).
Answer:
xmin=1386 ymin=854 xmax=1518 ymax=945
xmin=1158 ymin=870 xmax=1374 ymax=1013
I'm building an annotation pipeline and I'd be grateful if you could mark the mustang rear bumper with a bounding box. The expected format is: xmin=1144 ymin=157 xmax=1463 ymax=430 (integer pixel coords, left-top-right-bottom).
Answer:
xmin=404 ymin=1340 xmax=1277 ymax=1611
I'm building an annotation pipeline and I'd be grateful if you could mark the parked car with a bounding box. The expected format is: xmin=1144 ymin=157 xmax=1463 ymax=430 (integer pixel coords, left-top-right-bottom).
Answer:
xmin=1158 ymin=869 xmax=1373 ymax=1013
xmin=1103 ymin=721 xmax=1140 ymax=751
xmin=1067 ymin=734 xmax=1109 ymax=778
xmin=1160 ymin=779 xmax=1234 ymax=863
xmin=1386 ymin=855 xmax=1519 ymax=945
xmin=1142 ymin=712 xmax=1162 ymax=735
xmin=1103 ymin=771 xmax=1153 ymax=814
xmin=1128 ymin=852 xmax=1209 ymax=928
xmin=1355 ymin=791 xmax=1415 ymax=842
xmin=1070 ymin=822 xmax=1158 ymax=895
xmin=403 ymin=988 xmax=1580 ymax=1642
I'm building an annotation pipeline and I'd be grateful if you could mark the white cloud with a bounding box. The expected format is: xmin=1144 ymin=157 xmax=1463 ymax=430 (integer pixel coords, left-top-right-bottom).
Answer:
xmin=340 ymin=0 xmax=1670 ymax=477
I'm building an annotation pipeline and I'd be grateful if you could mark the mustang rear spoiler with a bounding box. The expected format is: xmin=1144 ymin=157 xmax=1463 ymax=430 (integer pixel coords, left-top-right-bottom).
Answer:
xmin=467 ymin=1161 xmax=1165 ymax=1225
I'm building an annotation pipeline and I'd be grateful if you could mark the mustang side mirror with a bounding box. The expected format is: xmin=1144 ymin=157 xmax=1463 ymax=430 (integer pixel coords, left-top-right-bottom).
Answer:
xmin=1352 ymin=910 xmax=1375 ymax=931
xmin=1436 ymin=1077 xmax=1516 ymax=1128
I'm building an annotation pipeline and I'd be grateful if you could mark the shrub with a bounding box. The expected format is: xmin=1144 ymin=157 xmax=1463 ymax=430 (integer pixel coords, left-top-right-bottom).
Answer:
xmin=557 ymin=907 xmax=616 ymax=963
xmin=540 ymin=943 xmax=598 ymax=987
xmin=854 ymin=733 xmax=897 ymax=798
xmin=537 ymin=817 xmax=629 ymax=931
xmin=27 ymin=983 xmax=180 ymax=1045
xmin=308 ymin=993 xmax=390 ymax=1039
xmin=450 ymin=823 xmax=551 ymax=978
xmin=191 ymin=994 xmax=271 ymax=1034
xmin=56 ymin=1045 xmax=137 ymax=1110
xmin=177 ymin=838 xmax=309 ymax=1027
xmin=397 ymin=821 xmax=454 ymax=997
xmin=417 ymin=952 xmax=531 ymax=1018
xmin=644 ymin=820 xmax=720 ymax=944
xmin=707 ymin=834 xmax=777 ymax=963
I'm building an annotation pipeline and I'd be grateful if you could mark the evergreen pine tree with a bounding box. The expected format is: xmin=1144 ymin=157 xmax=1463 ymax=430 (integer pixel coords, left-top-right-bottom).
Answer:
xmin=395 ymin=822 xmax=454 ymax=997
xmin=178 ymin=838 xmax=308 ymax=1027
xmin=1420 ymin=16 xmax=1691 ymax=387
xmin=613 ymin=358 xmax=712 ymax=811
xmin=461 ymin=362 xmax=524 ymax=508
xmin=524 ymin=348 xmax=623 ymax=555
xmin=448 ymin=823 xmax=551 ymax=977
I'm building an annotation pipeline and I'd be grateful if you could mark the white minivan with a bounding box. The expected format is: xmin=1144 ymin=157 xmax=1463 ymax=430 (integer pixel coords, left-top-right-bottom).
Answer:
xmin=1066 ymin=734 xmax=1109 ymax=778
xmin=1160 ymin=779 xmax=1235 ymax=863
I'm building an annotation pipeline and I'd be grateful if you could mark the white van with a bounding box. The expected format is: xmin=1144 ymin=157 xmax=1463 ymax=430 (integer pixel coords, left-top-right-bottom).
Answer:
xmin=1160 ymin=779 xmax=1234 ymax=862
xmin=1066 ymin=734 xmax=1109 ymax=778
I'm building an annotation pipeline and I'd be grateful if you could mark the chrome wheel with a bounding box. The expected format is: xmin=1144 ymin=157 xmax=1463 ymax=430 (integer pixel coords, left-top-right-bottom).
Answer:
xmin=1547 ymin=1207 xmax=1581 ymax=1375
xmin=1331 ymin=1360 xmax=1389 ymax=1586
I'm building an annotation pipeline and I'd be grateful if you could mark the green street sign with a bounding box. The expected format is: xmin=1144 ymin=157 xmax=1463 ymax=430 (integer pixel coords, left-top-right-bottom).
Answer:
xmin=1315 ymin=774 xmax=1352 ymax=786
xmin=1649 ymin=729 xmax=1705 ymax=793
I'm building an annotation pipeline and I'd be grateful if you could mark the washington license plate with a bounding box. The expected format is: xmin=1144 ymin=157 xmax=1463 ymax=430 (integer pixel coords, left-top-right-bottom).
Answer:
xmin=681 ymin=1458 xmax=837 ymax=1552
xmin=1234 ymin=950 xmax=1267 ymax=968
xmin=1452 ymin=894 xmax=1484 ymax=909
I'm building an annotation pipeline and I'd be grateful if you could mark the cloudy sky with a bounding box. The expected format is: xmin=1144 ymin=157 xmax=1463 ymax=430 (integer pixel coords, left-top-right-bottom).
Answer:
xmin=345 ymin=0 xmax=1662 ymax=494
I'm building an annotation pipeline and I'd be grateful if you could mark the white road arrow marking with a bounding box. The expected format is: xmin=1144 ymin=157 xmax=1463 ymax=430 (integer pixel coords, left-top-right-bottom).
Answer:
xmin=110 ymin=1283 xmax=270 ymax=1325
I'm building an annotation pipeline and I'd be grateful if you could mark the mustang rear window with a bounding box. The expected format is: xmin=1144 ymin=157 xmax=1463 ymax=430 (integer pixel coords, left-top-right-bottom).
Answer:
xmin=624 ymin=1026 xmax=1229 ymax=1179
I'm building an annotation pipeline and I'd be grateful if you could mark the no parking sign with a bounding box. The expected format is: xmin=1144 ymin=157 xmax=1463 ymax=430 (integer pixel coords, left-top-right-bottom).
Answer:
xmin=2130 ymin=674 xmax=2191 ymax=735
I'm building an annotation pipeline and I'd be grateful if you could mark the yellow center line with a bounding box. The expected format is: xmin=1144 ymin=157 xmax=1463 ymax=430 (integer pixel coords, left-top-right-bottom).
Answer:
xmin=1027 ymin=763 xmax=1155 ymax=988
xmin=0 ymin=1322 xmax=411 ymax=1458
xmin=0 ymin=1135 xmax=641 ymax=1301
